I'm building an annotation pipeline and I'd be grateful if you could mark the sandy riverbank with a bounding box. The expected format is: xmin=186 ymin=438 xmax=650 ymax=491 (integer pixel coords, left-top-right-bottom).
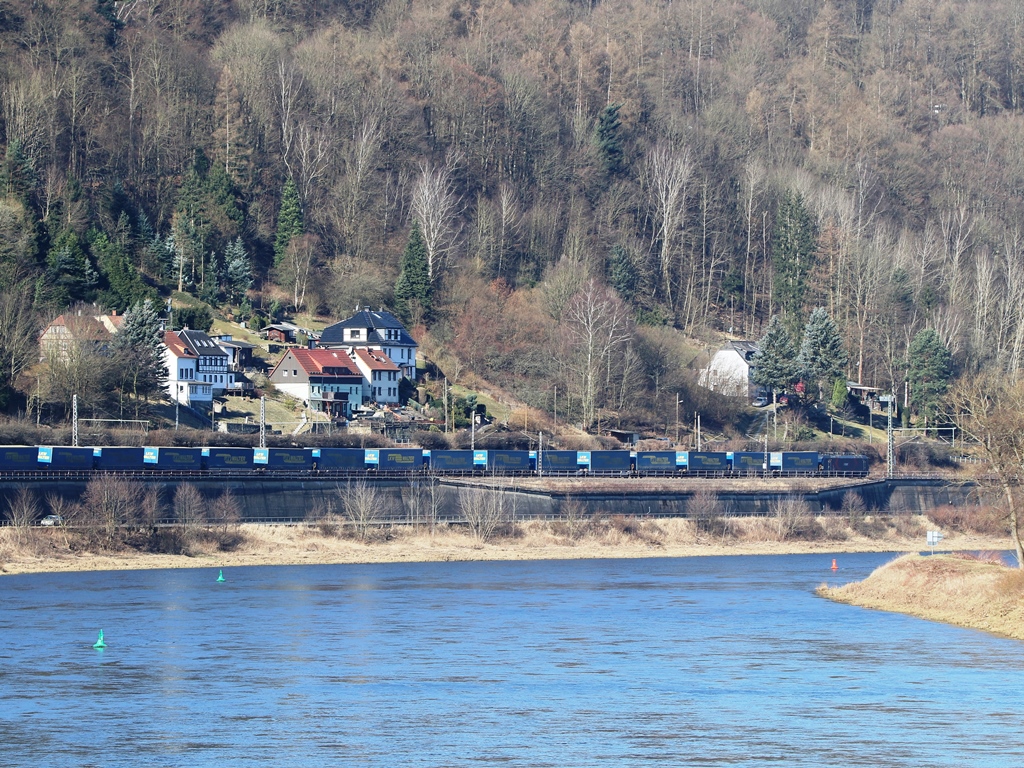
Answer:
xmin=818 ymin=553 xmax=1024 ymax=641
xmin=0 ymin=517 xmax=1011 ymax=576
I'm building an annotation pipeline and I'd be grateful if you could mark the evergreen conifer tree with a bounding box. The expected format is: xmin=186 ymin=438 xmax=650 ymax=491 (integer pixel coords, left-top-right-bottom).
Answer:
xmin=797 ymin=307 xmax=847 ymax=401
xmin=274 ymin=177 xmax=303 ymax=266
xmin=752 ymin=315 xmax=798 ymax=406
xmin=44 ymin=230 xmax=97 ymax=307
xmin=394 ymin=221 xmax=431 ymax=323
xmin=907 ymin=329 xmax=953 ymax=427
xmin=225 ymin=237 xmax=252 ymax=302
xmin=112 ymin=299 xmax=166 ymax=418
xmin=594 ymin=103 xmax=624 ymax=176
xmin=91 ymin=230 xmax=150 ymax=310
xmin=607 ymin=244 xmax=638 ymax=302
xmin=772 ymin=191 xmax=817 ymax=321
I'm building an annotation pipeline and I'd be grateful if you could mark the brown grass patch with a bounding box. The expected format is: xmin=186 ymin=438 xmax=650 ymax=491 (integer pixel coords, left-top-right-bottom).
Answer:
xmin=818 ymin=554 xmax=1024 ymax=640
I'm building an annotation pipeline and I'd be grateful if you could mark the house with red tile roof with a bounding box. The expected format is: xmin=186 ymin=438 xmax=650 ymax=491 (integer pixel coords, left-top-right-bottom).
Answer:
xmin=351 ymin=348 xmax=401 ymax=405
xmin=39 ymin=310 xmax=124 ymax=361
xmin=268 ymin=348 xmax=364 ymax=418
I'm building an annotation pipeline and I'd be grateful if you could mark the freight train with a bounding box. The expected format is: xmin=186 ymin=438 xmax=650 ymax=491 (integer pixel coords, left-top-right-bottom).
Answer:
xmin=1 ymin=446 xmax=871 ymax=477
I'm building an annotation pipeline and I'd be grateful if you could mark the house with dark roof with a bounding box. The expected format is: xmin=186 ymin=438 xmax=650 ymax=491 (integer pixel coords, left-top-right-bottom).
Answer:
xmin=163 ymin=331 xmax=212 ymax=408
xmin=177 ymin=329 xmax=233 ymax=394
xmin=318 ymin=307 xmax=418 ymax=381
xmin=268 ymin=348 xmax=364 ymax=418
xmin=698 ymin=341 xmax=760 ymax=398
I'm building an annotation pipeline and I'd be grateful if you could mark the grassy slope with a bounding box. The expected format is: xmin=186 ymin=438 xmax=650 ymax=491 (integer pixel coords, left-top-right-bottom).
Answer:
xmin=818 ymin=554 xmax=1024 ymax=640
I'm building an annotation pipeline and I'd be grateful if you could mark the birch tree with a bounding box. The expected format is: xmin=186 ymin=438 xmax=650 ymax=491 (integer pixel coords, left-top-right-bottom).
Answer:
xmin=411 ymin=158 xmax=462 ymax=283
xmin=645 ymin=143 xmax=692 ymax=307
xmin=564 ymin=279 xmax=632 ymax=430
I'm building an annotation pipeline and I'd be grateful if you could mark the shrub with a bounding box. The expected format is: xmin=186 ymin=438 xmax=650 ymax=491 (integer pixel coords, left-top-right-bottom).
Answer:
xmin=927 ymin=504 xmax=1008 ymax=536
xmin=687 ymin=489 xmax=730 ymax=538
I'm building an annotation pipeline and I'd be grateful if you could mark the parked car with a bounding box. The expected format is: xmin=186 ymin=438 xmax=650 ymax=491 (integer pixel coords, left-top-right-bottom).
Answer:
xmin=752 ymin=396 xmax=769 ymax=407
xmin=40 ymin=515 xmax=63 ymax=526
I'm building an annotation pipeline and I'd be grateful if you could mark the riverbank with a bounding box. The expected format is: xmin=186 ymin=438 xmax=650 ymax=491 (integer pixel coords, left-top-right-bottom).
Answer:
xmin=817 ymin=553 xmax=1024 ymax=641
xmin=0 ymin=517 xmax=1011 ymax=575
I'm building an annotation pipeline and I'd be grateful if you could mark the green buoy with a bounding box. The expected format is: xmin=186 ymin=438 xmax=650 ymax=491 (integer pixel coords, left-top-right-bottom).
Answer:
xmin=217 ymin=569 xmax=225 ymax=582
xmin=93 ymin=630 xmax=106 ymax=650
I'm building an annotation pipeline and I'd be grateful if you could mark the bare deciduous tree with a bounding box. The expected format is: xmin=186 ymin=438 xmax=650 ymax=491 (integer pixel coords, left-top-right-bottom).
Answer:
xmin=947 ymin=374 xmax=1024 ymax=568
xmin=687 ymin=488 xmax=728 ymax=538
xmin=174 ymin=483 xmax=206 ymax=541
xmin=769 ymin=496 xmax=813 ymax=542
xmin=210 ymin=489 xmax=242 ymax=527
xmin=337 ymin=479 xmax=383 ymax=540
xmin=79 ymin=476 xmax=144 ymax=543
xmin=564 ymin=279 xmax=633 ymax=430
xmin=7 ymin=486 xmax=40 ymax=529
xmin=459 ymin=484 xmax=516 ymax=541
xmin=411 ymin=157 xmax=462 ymax=282
xmin=645 ymin=143 xmax=692 ymax=306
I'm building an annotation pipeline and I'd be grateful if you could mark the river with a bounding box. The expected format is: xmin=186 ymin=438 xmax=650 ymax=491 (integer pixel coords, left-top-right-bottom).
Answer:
xmin=1 ymin=553 xmax=1021 ymax=767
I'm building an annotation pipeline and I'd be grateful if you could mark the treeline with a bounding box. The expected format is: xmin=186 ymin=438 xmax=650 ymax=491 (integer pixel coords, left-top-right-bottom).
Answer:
xmin=2 ymin=0 xmax=1024 ymax=428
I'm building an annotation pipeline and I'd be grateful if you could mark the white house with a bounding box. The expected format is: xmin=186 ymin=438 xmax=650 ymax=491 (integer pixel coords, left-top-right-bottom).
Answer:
xmin=268 ymin=348 xmax=364 ymax=419
xmin=351 ymin=348 xmax=401 ymax=405
xmin=699 ymin=341 xmax=759 ymax=397
xmin=318 ymin=307 xmax=418 ymax=381
xmin=163 ymin=331 xmax=212 ymax=407
xmin=176 ymin=329 xmax=233 ymax=394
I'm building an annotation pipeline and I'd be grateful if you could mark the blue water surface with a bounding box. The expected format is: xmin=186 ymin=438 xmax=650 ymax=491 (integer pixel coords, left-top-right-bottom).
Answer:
xmin=1 ymin=553 xmax=1021 ymax=767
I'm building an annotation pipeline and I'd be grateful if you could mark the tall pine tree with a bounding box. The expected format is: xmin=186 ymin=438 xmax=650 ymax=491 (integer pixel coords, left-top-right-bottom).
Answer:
xmin=225 ymin=237 xmax=252 ymax=302
xmin=797 ymin=307 xmax=847 ymax=402
xmin=772 ymin=191 xmax=817 ymax=322
xmin=112 ymin=299 xmax=166 ymax=419
xmin=394 ymin=222 xmax=431 ymax=324
xmin=752 ymin=316 xmax=798 ymax=407
xmin=907 ymin=329 xmax=953 ymax=427
xmin=274 ymin=177 xmax=303 ymax=267
xmin=594 ymin=103 xmax=624 ymax=176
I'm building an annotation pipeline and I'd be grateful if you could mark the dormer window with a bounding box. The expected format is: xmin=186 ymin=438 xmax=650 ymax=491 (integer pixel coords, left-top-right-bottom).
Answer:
xmin=350 ymin=329 xmax=361 ymax=339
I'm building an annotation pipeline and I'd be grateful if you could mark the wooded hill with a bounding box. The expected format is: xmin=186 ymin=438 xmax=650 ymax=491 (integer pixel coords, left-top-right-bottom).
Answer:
xmin=0 ymin=0 xmax=1021 ymax=432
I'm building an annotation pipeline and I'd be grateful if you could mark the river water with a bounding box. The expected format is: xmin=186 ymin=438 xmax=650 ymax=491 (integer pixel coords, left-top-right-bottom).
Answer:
xmin=1 ymin=553 xmax=1021 ymax=767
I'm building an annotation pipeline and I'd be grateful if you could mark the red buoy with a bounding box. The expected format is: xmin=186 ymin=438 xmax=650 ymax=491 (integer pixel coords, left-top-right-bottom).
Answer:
xmin=831 ymin=558 xmax=838 ymax=571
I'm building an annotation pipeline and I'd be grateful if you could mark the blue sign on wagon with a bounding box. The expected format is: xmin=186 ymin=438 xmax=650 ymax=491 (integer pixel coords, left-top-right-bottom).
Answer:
xmin=253 ymin=448 xmax=269 ymax=465
xmin=364 ymin=449 xmax=379 ymax=465
xmin=37 ymin=446 xmax=52 ymax=464
xmin=143 ymin=447 xmax=159 ymax=464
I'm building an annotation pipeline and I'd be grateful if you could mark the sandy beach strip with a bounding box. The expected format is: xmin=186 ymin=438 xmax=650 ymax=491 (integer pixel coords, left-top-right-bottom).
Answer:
xmin=1 ymin=519 xmax=1011 ymax=576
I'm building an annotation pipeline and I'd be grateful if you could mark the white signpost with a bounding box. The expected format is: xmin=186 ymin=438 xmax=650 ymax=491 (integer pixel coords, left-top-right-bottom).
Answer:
xmin=926 ymin=530 xmax=944 ymax=555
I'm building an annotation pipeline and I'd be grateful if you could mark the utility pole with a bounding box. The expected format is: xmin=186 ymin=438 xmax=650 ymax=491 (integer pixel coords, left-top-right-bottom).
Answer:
xmin=887 ymin=390 xmax=895 ymax=479
xmin=260 ymin=395 xmax=266 ymax=449
xmin=72 ymin=394 xmax=78 ymax=447
xmin=537 ymin=431 xmax=543 ymax=477
xmin=763 ymin=411 xmax=769 ymax=479
xmin=675 ymin=394 xmax=680 ymax=445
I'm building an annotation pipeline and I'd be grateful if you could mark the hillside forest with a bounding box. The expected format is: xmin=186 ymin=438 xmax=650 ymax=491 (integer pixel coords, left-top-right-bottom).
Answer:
xmin=1 ymin=0 xmax=1023 ymax=434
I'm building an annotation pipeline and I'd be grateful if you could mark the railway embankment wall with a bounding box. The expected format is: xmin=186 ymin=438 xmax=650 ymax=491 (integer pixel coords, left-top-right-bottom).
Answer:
xmin=0 ymin=476 xmax=980 ymax=522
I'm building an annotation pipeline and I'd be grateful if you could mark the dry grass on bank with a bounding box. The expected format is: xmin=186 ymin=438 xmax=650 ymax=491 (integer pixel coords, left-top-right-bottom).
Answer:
xmin=0 ymin=511 xmax=1012 ymax=576
xmin=818 ymin=553 xmax=1024 ymax=640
